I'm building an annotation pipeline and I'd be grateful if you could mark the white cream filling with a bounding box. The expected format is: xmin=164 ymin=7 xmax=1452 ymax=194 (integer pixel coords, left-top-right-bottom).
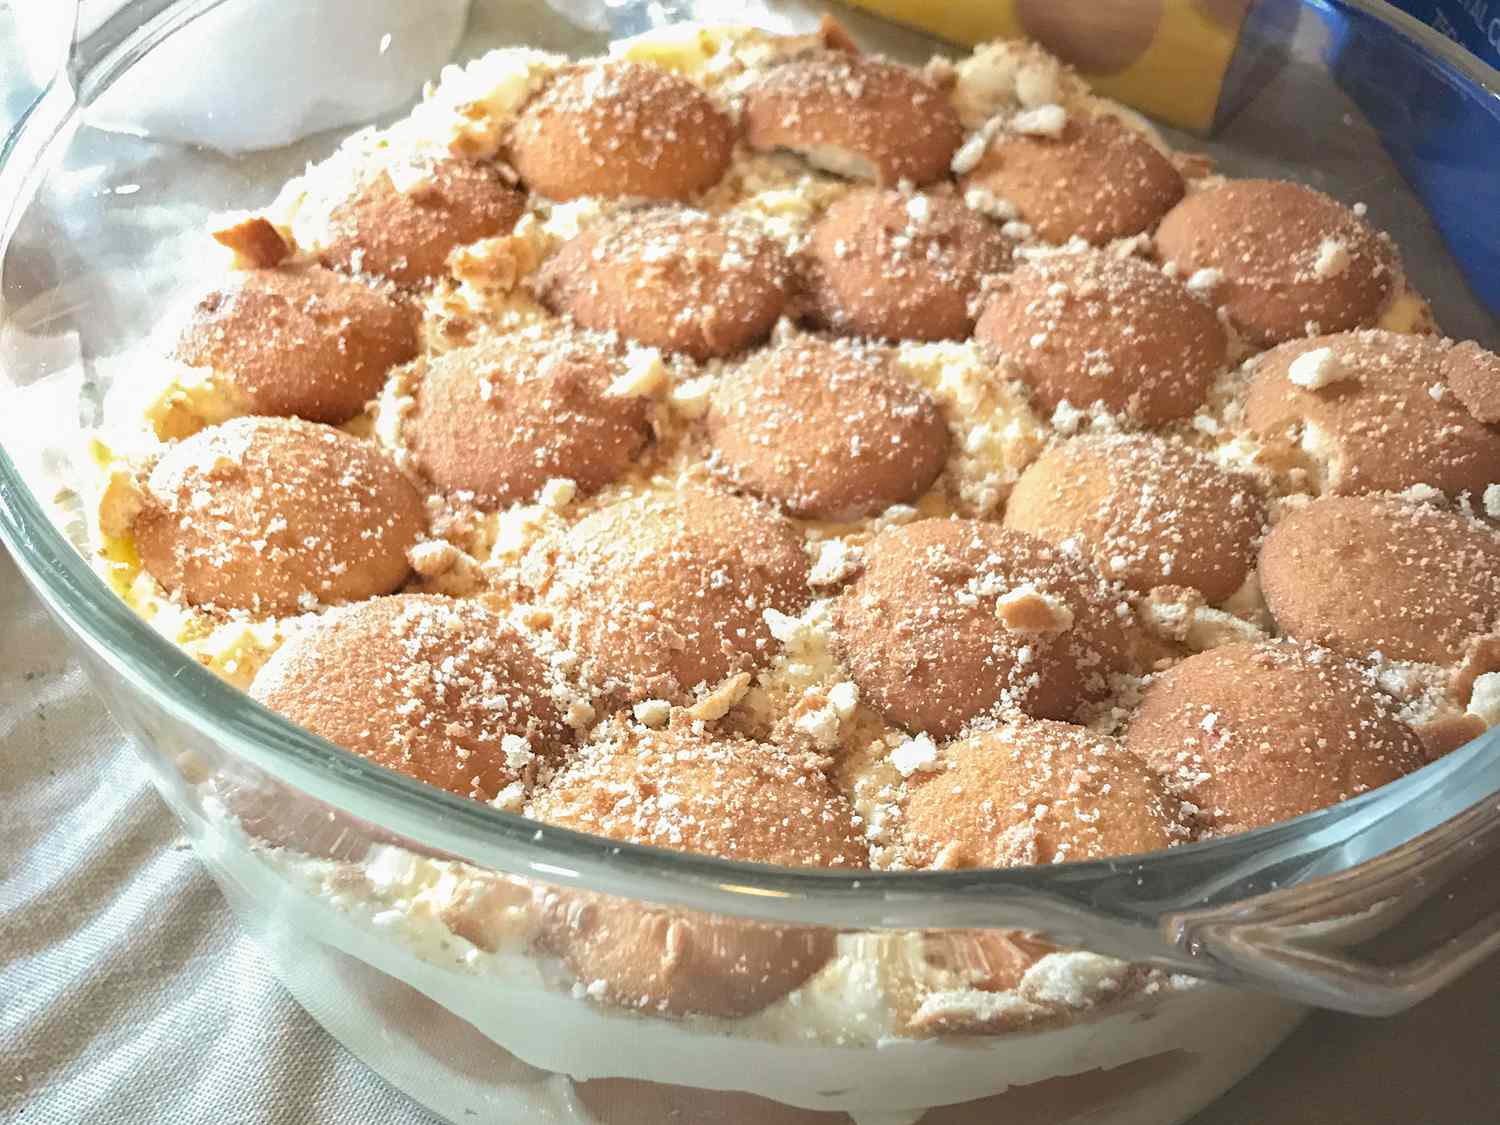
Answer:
xmin=196 ymin=804 xmax=1304 ymax=1120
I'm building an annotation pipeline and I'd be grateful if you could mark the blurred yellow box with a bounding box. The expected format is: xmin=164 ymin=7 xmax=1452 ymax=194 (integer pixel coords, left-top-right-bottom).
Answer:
xmin=842 ymin=0 xmax=1253 ymax=131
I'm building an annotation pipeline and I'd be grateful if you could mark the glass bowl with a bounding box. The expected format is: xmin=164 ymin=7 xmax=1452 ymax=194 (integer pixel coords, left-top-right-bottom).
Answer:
xmin=2 ymin=2 xmax=1499 ymax=1122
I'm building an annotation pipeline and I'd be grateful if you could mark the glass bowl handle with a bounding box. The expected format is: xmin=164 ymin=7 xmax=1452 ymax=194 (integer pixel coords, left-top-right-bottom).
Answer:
xmin=1168 ymin=790 xmax=1500 ymax=1014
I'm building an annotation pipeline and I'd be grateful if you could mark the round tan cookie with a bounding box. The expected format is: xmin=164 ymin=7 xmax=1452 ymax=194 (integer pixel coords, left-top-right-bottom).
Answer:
xmin=803 ymin=187 xmax=1013 ymax=341
xmin=404 ymin=330 xmax=650 ymax=508
xmin=833 ymin=519 xmax=1133 ymax=738
xmin=250 ymin=595 xmax=568 ymax=802
xmin=743 ymin=52 xmax=963 ymax=186
xmin=903 ymin=717 xmax=1184 ymax=868
xmin=1003 ymin=433 xmax=1267 ymax=602
xmin=537 ymin=208 xmax=791 ymax=360
xmin=133 ymin=416 xmax=424 ymax=615
xmin=1155 ymin=179 xmax=1399 ymax=346
xmin=959 ymin=114 xmax=1183 ymax=245
xmin=529 ymin=724 xmax=865 ymax=1017
xmin=173 ymin=266 xmax=417 ymax=425
xmin=974 ymin=251 xmax=1227 ymax=424
xmin=1125 ymin=640 xmax=1425 ymax=835
xmin=321 ymin=157 xmax=526 ymax=287
xmin=1258 ymin=495 xmax=1500 ymax=665
xmin=510 ymin=61 xmax=735 ymax=201
xmin=1016 ymin=0 xmax=1164 ymax=75
xmin=705 ymin=336 xmax=951 ymax=520
xmin=916 ymin=930 xmax=1055 ymax=996
xmin=1244 ymin=331 xmax=1500 ymax=498
xmin=538 ymin=489 xmax=810 ymax=703
xmin=208 ymin=771 xmax=390 ymax=863
xmin=1445 ymin=339 xmax=1500 ymax=424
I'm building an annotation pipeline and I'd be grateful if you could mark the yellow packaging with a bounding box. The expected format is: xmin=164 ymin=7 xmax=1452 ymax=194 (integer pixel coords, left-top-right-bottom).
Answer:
xmin=843 ymin=0 xmax=1252 ymax=131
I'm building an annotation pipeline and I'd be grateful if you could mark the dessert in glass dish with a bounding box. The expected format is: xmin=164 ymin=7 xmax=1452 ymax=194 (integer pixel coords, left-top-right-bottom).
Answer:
xmin=5 ymin=3 xmax=1500 ymax=1123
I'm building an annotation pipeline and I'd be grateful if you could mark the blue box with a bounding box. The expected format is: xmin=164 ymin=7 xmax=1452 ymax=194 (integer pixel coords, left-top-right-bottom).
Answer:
xmin=1385 ymin=1 xmax=1500 ymax=68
